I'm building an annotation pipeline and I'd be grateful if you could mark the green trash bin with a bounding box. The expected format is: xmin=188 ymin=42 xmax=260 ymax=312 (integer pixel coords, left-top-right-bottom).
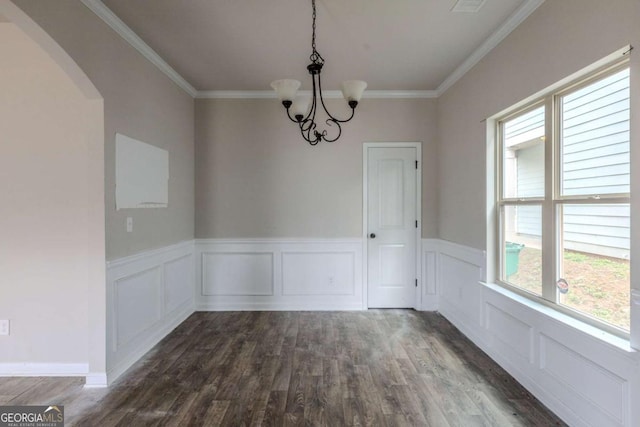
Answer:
xmin=505 ymin=242 xmax=524 ymax=277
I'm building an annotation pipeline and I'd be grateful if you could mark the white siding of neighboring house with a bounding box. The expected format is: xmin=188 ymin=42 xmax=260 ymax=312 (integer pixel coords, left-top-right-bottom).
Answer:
xmin=562 ymin=69 xmax=630 ymax=196
xmin=516 ymin=144 xmax=543 ymax=237
xmin=507 ymin=68 xmax=631 ymax=259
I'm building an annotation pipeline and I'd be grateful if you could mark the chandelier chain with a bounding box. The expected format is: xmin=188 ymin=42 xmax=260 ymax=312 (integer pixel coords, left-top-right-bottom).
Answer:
xmin=310 ymin=0 xmax=323 ymax=64
xmin=311 ymin=0 xmax=316 ymax=51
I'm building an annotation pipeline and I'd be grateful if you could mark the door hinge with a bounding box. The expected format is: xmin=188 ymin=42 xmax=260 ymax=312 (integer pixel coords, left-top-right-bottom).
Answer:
xmin=415 ymin=160 xmax=418 ymax=169
xmin=415 ymin=279 xmax=418 ymax=287
xmin=415 ymin=220 xmax=418 ymax=228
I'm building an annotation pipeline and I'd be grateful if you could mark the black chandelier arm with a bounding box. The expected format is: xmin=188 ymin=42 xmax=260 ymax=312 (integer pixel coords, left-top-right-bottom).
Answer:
xmin=283 ymin=104 xmax=302 ymax=123
xmin=327 ymin=105 xmax=356 ymax=123
xmin=300 ymin=73 xmax=323 ymax=144
xmin=281 ymin=100 xmax=303 ymax=124
xmin=317 ymin=73 xmax=357 ymax=123
xmin=306 ymin=73 xmax=320 ymax=123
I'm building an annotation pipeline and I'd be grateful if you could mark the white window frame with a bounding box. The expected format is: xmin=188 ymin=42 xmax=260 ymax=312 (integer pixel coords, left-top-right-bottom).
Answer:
xmin=494 ymin=58 xmax=631 ymax=337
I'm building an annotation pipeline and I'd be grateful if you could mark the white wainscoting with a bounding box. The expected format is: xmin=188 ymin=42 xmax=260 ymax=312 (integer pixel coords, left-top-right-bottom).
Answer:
xmin=433 ymin=239 xmax=640 ymax=427
xmin=103 ymin=235 xmax=638 ymax=426
xmin=106 ymin=240 xmax=195 ymax=384
xmin=196 ymin=239 xmax=363 ymax=310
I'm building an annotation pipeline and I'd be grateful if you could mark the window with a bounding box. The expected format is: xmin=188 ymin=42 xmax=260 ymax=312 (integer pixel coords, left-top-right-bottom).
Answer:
xmin=496 ymin=61 xmax=630 ymax=334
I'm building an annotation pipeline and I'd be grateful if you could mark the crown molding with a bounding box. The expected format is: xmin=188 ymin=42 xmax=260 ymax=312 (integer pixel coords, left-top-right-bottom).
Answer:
xmin=195 ymin=90 xmax=437 ymax=99
xmin=82 ymin=0 xmax=544 ymax=100
xmin=80 ymin=0 xmax=197 ymax=97
xmin=364 ymin=90 xmax=437 ymax=99
xmin=436 ymin=0 xmax=545 ymax=96
xmin=196 ymin=91 xmax=275 ymax=99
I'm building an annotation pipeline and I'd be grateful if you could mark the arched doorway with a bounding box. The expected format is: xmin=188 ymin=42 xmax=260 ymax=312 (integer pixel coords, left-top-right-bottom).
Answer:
xmin=0 ymin=0 xmax=106 ymax=387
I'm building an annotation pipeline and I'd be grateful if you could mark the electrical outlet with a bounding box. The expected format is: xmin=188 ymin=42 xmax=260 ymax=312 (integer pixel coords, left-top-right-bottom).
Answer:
xmin=328 ymin=276 xmax=335 ymax=286
xmin=126 ymin=217 xmax=133 ymax=233
xmin=0 ymin=320 xmax=9 ymax=336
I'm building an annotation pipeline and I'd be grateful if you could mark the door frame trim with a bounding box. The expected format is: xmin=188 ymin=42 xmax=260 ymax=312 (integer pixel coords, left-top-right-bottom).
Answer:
xmin=363 ymin=142 xmax=422 ymax=309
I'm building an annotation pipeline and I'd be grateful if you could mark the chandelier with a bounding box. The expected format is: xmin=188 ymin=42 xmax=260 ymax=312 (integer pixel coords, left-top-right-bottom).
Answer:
xmin=270 ymin=0 xmax=367 ymax=145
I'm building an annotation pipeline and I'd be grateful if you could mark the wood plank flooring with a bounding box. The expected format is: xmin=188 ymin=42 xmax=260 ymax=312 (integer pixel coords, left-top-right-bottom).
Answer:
xmin=1 ymin=311 xmax=565 ymax=426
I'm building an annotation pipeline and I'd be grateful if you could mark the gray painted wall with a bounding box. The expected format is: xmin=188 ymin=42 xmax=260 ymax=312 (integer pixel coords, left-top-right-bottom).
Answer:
xmin=15 ymin=0 xmax=195 ymax=260
xmin=195 ymin=98 xmax=438 ymax=239
xmin=437 ymin=0 xmax=639 ymax=253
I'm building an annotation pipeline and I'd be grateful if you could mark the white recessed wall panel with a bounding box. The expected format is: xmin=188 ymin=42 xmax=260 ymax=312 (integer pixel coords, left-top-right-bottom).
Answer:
xmin=485 ymin=302 xmax=533 ymax=364
xmin=196 ymin=239 xmax=363 ymax=310
xmin=114 ymin=267 xmax=162 ymax=348
xmin=440 ymin=254 xmax=483 ymax=301
xmin=540 ymin=334 xmax=627 ymax=426
xmin=164 ymin=255 xmax=193 ymax=313
xmin=282 ymin=252 xmax=355 ymax=296
xmin=202 ymin=252 xmax=274 ymax=296
xmin=439 ymin=251 xmax=484 ymax=331
xmin=423 ymin=250 xmax=437 ymax=295
xmin=106 ymin=241 xmax=195 ymax=384
xmin=421 ymin=239 xmax=440 ymax=310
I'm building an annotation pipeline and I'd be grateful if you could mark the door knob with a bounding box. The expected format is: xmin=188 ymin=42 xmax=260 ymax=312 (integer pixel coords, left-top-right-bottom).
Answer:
xmin=369 ymin=233 xmax=376 ymax=239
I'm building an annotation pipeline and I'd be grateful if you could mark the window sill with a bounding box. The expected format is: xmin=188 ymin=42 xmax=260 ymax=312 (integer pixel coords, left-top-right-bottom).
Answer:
xmin=480 ymin=281 xmax=638 ymax=356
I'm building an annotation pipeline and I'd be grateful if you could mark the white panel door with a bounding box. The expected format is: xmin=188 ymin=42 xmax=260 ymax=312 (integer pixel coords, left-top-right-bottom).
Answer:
xmin=367 ymin=147 xmax=417 ymax=308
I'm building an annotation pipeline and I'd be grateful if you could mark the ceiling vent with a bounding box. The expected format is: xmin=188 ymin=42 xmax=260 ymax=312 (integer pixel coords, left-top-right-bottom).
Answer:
xmin=451 ymin=0 xmax=487 ymax=13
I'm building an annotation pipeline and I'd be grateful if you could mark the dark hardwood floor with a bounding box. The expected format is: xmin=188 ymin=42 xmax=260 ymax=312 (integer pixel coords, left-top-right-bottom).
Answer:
xmin=2 ymin=311 xmax=566 ymax=426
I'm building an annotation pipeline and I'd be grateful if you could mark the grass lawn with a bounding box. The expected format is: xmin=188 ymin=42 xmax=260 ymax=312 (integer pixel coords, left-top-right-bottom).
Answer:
xmin=507 ymin=248 xmax=630 ymax=331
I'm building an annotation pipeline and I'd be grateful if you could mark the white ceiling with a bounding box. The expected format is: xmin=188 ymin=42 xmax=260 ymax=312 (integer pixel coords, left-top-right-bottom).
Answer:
xmin=92 ymin=0 xmax=542 ymax=96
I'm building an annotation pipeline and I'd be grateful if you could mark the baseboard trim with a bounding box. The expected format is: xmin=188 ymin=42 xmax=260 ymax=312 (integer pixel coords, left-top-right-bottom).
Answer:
xmin=420 ymin=299 xmax=439 ymax=311
xmin=0 ymin=363 xmax=89 ymax=377
xmin=197 ymin=302 xmax=364 ymax=311
xmin=84 ymin=372 xmax=108 ymax=388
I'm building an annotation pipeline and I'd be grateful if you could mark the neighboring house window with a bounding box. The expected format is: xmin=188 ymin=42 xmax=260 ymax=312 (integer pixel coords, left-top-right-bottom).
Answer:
xmin=496 ymin=61 xmax=630 ymax=334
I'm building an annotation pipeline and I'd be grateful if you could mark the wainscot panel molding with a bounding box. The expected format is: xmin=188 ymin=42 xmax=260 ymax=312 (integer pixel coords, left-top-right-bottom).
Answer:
xmin=421 ymin=239 xmax=440 ymax=311
xmin=434 ymin=239 xmax=640 ymax=427
xmin=106 ymin=240 xmax=195 ymax=385
xmin=196 ymin=239 xmax=363 ymax=311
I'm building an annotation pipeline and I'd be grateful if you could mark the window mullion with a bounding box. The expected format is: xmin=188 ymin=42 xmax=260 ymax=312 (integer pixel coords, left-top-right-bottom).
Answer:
xmin=541 ymin=96 xmax=556 ymax=302
xmin=493 ymin=55 xmax=631 ymax=335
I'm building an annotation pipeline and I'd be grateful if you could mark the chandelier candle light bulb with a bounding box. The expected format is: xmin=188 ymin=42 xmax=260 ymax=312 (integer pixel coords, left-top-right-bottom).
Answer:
xmin=291 ymin=95 xmax=312 ymax=120
xmin=270 ymin=0 xmax=366 ymax=145
xmin=270 ymin=79 xmax=301 ymax=103
xmin=341 ymin=80 xmax=368 ymax=104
